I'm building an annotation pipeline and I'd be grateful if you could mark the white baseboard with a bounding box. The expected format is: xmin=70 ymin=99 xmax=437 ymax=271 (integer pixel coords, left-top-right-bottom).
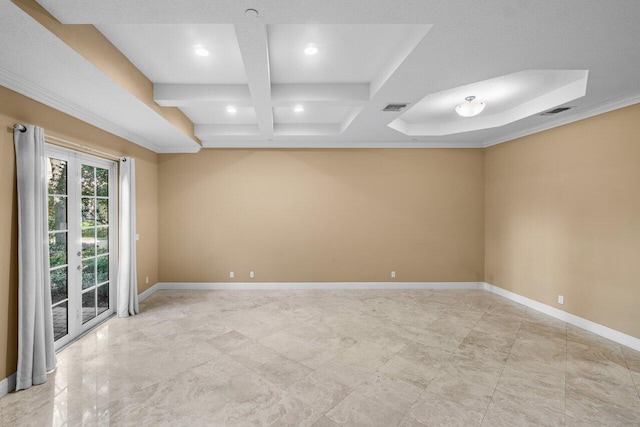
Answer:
xmin=137 ymin=281 xmax=640 ymax=352
xmin=0 ymin=372 xmax=16 ymax=398
xmin=483 ymin=282 xmax=640 ymax=352
xmin=156 ymin=281 xmax=484 ymax=291
xmin=138 ymin=283 xmax=160 ymax=302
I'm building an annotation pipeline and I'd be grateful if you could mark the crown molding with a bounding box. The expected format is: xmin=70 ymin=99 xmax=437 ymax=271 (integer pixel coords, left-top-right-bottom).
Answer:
xmin=483 ymin=92 xmax=640 ymax=148
xmin=201 ymin=140 xmax=485 ymax=149
xmin=0 ymin=66 xmax=161 ymax=153
xmin=154 ymin=145 xmax=201 ymax=153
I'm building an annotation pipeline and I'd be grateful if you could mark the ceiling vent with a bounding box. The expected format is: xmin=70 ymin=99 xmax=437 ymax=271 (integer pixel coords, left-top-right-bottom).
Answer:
xmin=540 ymin=107 xmax=572 ymax=116
xmin=383 ymin=103 xmax=409 ymax=112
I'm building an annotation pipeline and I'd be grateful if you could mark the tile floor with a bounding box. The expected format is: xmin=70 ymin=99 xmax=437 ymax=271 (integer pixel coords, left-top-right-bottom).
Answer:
xmin=2 ymin=289 xmax=640 ymax=426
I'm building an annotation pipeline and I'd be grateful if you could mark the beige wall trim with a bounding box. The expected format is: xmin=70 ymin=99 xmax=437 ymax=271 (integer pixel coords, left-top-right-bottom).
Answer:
xmin=157 ymin=282 xmax=484 ymax=291
xmin=0 ymin=373 xmax=16 ymax=398
xmin=483 ymin=283 xmax=640 ymax=352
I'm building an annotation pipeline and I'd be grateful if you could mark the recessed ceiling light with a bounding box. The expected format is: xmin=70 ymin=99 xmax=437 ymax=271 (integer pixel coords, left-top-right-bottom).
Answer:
xmin=226 ymin=105 xmax=237 ymax=114
xmin=194 ymin=45 xmax=209 ymax=57
xmin=455 ymin=96 xmax=486 ymax=117
xmin=304 ymin=43 xmax=318 ymax=56
xmin=294 ymin=105 xmax=304 ymax=113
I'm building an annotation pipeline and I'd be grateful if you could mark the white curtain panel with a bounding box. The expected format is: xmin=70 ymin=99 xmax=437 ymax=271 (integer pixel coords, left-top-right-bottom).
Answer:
xmin=117 ymin=157 xmax=139 ymax=317
xmin=14 ymin=124 xmax=57 ymax=391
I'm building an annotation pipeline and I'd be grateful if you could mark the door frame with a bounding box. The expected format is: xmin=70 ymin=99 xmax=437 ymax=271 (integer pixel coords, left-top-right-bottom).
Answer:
xmin=46 ymin=144 xmax=118 ymax=351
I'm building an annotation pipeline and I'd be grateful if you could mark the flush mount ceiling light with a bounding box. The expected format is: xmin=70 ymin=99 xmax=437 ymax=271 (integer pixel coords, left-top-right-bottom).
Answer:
xmin=294 ymin=104 xmax=304 ymax=113
xmin=226 ymin=105 xmax=237 ymax=114
xmin=304 ymin=43 xmax=318 ymax=56
xmin=455 ymin=96 xmax=486 ymax=117
xmin=194 ymin=45 xmax=209 ymax=57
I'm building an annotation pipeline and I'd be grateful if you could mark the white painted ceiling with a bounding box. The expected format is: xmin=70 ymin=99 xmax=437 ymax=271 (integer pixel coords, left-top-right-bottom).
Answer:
xmin=267 ymin=25 xmax=421 ymax=84
xmin=1 ymin=0 xmax=639 ymax=152
xmin=97 ymin=24 xmax=248 ymax=85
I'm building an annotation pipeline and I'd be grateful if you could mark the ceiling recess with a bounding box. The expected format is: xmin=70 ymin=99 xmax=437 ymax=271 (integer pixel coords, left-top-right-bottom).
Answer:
xmin=383 ymin=103 xmax=409 ymax=112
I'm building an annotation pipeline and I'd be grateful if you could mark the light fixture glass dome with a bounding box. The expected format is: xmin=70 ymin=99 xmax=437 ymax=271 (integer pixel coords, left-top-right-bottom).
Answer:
xmin=455 ymin=96 xmax=486 ymax=117
xmin=194 ymin=45 xmax=210 ymax=57
xmin=304 ymin=43 xmax=318 ymax=55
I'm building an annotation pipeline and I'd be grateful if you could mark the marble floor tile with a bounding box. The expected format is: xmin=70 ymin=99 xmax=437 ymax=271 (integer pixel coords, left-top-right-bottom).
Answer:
xmin=460 ymin=329 xmax=516 ymax=354
xmin=425 ymin=371 xmax=494 ymax=406
xmin=408 ymin=389 xmax=490 ymax=427
xmin=286 ymin=371 xmax=352 ymax=413
xmin=225 ymin=340 xmax=281 ymax=370
xmin=316 ymin=355 xmax=378 ymax=389
xmin=325 ymin=391 xmax=405 ymax=426
xmin=397 ymin=414 xmax=427 ymax=427
xmin=355 ymin=372 xmax=424 ymax=414
xmin=441 ymin=352 xmax=506 ymax=390
xmin=378 ymin=354 xmax=440 ymax=388
xmin=3 ymin=289 xmax=640 ymax=427
xmin=208 ymin=330 xmax=254 ymax=352
xmin=482 ymin=390 xmax=565 ymax=427
xmin=255 ymin=356 xmax=314 ymax=389
xmin=565 ymin=388 xmax=640 ymax=426
xmin=312 ymin=416 xmax=341 ymax=427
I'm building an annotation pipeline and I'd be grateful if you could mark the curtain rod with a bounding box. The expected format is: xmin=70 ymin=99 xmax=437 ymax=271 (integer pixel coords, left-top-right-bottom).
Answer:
xmin=44 ymin=134 xmax=122 ymax=161
xmin=13 ymin=123 xmax=122 ymax=161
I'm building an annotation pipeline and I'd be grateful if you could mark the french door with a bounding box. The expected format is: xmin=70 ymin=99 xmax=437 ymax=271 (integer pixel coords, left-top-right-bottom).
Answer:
xmin=46 ymin=145 xmax=118 ymax=350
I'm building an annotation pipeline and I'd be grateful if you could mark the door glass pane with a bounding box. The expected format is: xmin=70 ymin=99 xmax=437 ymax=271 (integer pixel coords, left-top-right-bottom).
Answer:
xmin=82 ymin=228 xmax=96 ymax=258
xmin=49 ymin=233 xmax=67 ymax=268
xmin=97 ymin=199 xmax=109 ymax=225
xmin=82 ymin=198 xmax=95 ymax=226
xmin=81 ymin=165 xmax=95 ymax=196
xmin=50 ymin=267 xmax=68 ymax=304
xmin=48 ymin=196 xmax=67 ymax=231
xmin=97 ymin=256 xmax=109 ymax=284
xmin=82 ymin=258 xmax=95 ymax=290
xmin=97 ymin=284 xmax=109 ymax=315
xmin=52 ymin=302 xmax=68 ymax=341
xmin=48 ymin=156 xmax=70 ymax=343
xmin=97 ymin=227 xmax=109 ymax=255
xmin=82 ymin=290 xmax=96 ymax=324
xmin=48 ymin=158 xmax=67 ymax=195
xmin=47 ymin=154 xmax=114 ymax=343
xmin=96 ymin=168 xmax=109 ymax=197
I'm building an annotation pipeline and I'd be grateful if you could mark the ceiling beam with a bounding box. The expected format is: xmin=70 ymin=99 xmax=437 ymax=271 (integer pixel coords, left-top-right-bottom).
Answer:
xmin=274 ymin=124 xmax=341 ymax=136
xmin=234 ymin=23 xmax=273 ymax=138
xmin=196 ymin=124 xmax=260 ymax=137
xmin=154 ymin=84 xmax=251 ymax=106
xmin=271 ymin=84 xmax=369 ymax=104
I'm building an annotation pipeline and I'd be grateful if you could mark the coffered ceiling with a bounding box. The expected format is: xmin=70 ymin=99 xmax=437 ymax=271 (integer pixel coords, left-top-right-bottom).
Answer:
xmin=1 ymin=0 xmax=639 ymax=152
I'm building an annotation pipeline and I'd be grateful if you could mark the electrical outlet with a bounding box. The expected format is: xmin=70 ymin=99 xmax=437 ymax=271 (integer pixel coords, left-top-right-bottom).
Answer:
xmin=230 ymin=271 xmax=234 ymax=279
xmin=391 ymin=271 xmax=396 ymax=278
xmin=250 ymin=271 xmax=255 ymax=278
xmin=145 ymin=276 xmax=149 ymax=284
xmin=558 ymin=295 xmax=564 ymax=305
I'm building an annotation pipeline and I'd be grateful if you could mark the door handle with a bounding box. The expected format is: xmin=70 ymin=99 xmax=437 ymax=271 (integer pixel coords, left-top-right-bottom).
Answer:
xmin=77 ymin=251 xmax=81 ymax=257
xmin=77 ymin=265 xmax=82 ymax=271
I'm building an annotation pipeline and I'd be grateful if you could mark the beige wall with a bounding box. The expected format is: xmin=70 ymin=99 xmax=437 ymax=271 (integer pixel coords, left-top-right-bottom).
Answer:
xmin=485 ymin=103 xmax=640 ymax=338
xmin=0 ymin=86 xmax=159 ymax=380
xmin=158 ymin=149 xmax=485 ymax=283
